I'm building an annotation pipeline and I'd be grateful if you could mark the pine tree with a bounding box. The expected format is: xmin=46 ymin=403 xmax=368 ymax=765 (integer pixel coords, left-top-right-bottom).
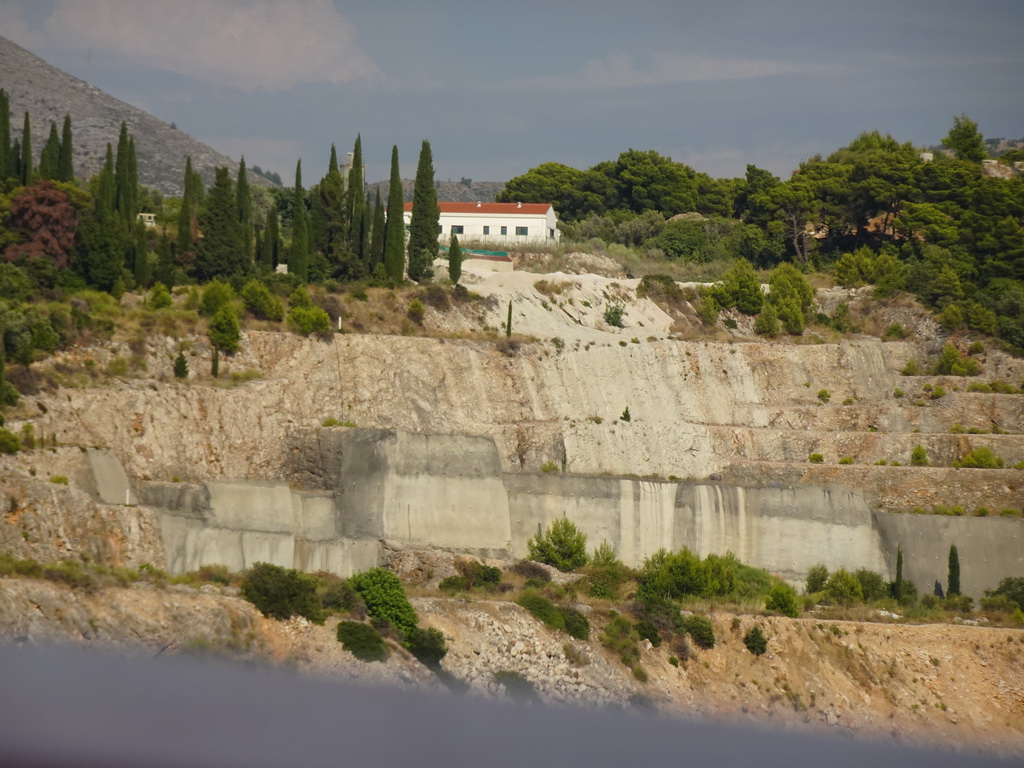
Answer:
xmin=289 ymin=160 xmax=309 ymax=282
xmin=383 ymin=145 xmax=406 ymax=283
xmin=369 ymin=190 xmax=385 ymax=268
xmin=57 ymin=114 xmax=74 ymax=182
xmin=20 ymin=112 xmax=32 ymax=185
xmin=448 ymin=233 xmax=462 ymax=285
xmin=407 ymin=140 xmax=438 ymax=282
xmin=947 ymin=545 xmax=961 ymax=596
xmin=195 ymin=166 xmax=243 ymax=281
xmin=0 ymin=90 xmax=10 ymax=183
xmin=237 ymin=158 xmax=253 ymax=267
xmin=38 ymin=122 xmax=60 ymax=180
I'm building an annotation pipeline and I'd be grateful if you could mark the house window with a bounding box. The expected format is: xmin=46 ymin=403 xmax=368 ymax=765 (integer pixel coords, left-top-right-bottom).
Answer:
xmin=515 ymin=226 xmax=529 ymax=236
xmin=483 ymin=226 xmax=490 ymax=235
xmin=500 ymin=226 xmax=508 ymax=236
xmin=549 ymin=229 xmax=555 ymax=239
xmin=451 ymin=225 xmax=464 ymax=235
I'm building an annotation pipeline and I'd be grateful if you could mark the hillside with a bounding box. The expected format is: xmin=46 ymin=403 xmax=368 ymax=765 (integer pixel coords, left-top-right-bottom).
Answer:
xmin=0 ymin=35 xmax=273 ymax=195
xmin=1 ymin=257 xmax=1023 ymax=756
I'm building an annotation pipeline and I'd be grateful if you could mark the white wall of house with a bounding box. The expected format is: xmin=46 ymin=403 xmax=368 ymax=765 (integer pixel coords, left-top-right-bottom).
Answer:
xmin=402 ymin=202 xmax=559 ymax=247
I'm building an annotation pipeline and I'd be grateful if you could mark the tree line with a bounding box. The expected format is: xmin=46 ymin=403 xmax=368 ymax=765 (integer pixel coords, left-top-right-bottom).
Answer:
xmin=501 ymin=116 xmax=1024 ymax=350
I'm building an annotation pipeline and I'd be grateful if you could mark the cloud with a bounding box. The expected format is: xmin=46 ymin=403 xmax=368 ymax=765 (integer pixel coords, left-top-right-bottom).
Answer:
xmin=26 ymin=0 xmax=380 ymax=91
xmin=531 ymin=52 xmax=804 ymax=90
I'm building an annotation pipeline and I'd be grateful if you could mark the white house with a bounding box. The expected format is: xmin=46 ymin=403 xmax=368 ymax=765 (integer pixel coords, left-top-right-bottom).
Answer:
xmin=402 ymin=201 xmax=560 ymax=247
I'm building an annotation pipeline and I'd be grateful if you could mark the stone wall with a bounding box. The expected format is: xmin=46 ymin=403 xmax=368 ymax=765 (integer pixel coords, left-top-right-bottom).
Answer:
xmin=138 ymin=428 xmax=1024 ymax=596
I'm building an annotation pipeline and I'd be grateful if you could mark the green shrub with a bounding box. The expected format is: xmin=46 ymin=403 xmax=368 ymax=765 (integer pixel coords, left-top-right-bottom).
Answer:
xmin=527 ymin=517 xmax=588 ymax=572
xmin=634 ymin=619 xmax=662 ymax=647
xmin=854 ymin=569 xmax=889 ymax=602
xmin=601 ymin=613 xmax=640 ymax=667
xmin=765 ymin=583 xmax=799 ymax=618
xmin=240 ymin=562 xmax=325 ymax=624
xmin=561 ymin=607 xmax=591 ymax=640
xmin=682 ymin=614 xmax=716 ymax=649
xmin=585 ymin=542 xmax=630 ymax=599
xmin=754 ymin=302 xmax=779 ymax=337
xmin=0 ymin=428 xmax=22 ymax=454
xmin=901 ymin=359 xmax=921 ymax=376
xmin=883 ymin=323 xmax=907 ymax=340
xmin=603 ymin=304 xmax=625 ymax=328
xmin=49 ymin=475 xmax=69 ymax=485
xmin=404 ymin=626 xmax=448 ymax=668
xmin=540 ymin=460 xmax=559 ymax=474
xmin=808 ymin=452 xmax=824 ymax=464
xmin=240 ymin=280 xmax=285 ymax=321
xmin=838 ymin=456 xmax=854 ymax=465
xmin=911 ymin=444 xmax=928 ymax=466
xmin=743 ymin=625 xmax=768 ymax=656
xmin=955 ymin=447 xmax=1004 ymax=469
xmin=287 ymin=305 xmax=331 ymax=336
xmin=968 ymin=341 xmax=985 ymax=355
xmin=199 ymin=280 xmax=236 ymax=317
xmin=517 ymin=591 xmax=565 ymax=631
xmin=173 ymin=351 xmax=189 ymax=379
xmin=348 ymin=568 xmax=418 ymax=636
xmin=337 ymin=621 xmax=387 ymax=662
xmin=817 ymin=389 xmax=831 ymax=404
xmin=148 ymin=282 xmax=172 ymax=310
xmin=208 ymin=305 xmax=241 ymax=353
xmin=319 ymin=578 xmax=366 ymax=617
xmin=984 ymin=577 xmax=1024 ymax=612
xmin=824 ymin=568 xmax=863 ymax=606
xmin=407 ymin=298 xmax=425 ymax=325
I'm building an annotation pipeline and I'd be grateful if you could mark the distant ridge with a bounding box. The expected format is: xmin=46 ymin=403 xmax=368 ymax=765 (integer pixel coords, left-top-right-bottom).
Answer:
xmin=0 ymin=35 xmax=275 ymax=196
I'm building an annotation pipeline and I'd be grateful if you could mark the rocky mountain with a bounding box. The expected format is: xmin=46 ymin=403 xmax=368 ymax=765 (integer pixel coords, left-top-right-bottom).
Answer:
xmin=367 ymin=177 xmax=506 ymax=205
xmin=0 ymin=35 xmax=274 ymax=196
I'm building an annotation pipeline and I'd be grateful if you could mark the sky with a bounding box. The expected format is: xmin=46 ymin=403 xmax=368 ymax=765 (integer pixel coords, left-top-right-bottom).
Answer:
xmin=1 ymin=0 xmax=1022 ymax=186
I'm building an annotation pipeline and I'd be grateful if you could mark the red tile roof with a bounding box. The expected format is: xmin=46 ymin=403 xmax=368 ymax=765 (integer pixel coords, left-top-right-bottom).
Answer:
xmin=402 ymin=202 xmax=553 ymax=215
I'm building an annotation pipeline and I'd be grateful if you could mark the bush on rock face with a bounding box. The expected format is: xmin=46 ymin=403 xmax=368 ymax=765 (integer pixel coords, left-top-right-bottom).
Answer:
xmin=337 ymin=621 xmax=387 ymax=662
xmin=527 ymin=517 xmax=588 ymax=572
xmin=348 ymin=567 xmax=419 ymax=636
xmin=240 ymin=562 xmax=324 ymax=623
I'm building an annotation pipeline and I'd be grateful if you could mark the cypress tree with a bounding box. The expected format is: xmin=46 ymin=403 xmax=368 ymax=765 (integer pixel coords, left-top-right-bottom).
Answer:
xmin=20 ymin=112 xmax=32 ymax=185
xmin=383 ymin=145 xmax=405 ymax=283
xmin=947 ymin=545 xmax=961 ymax=596
xmin=369 ymin=190 xmax=385 ymax=268
xmin=0 ymin=90 xmax=10 ymax=183
xmin=114 ymin=122 xmax=138 ymax=229
xmin=266 ymin=203 xmax=281 ymax=270
xmin=58 ymin=114 xmax=74 ymax=182
xmin=407 ymin=140 xmax=438 ymax=282
xmin=328 ymin=144 xmax=340 ymax=176
xmin=153 ymin=232 xmax=176 ymax=288
xmin=289 ymin=160 xmax=309 ymax=282
xmin=0 ymin=337 xmax=20 ymax=407
xmin=177 ymin=157 xmax=196 ymax=257
xmin=80 ymin=144 xmax=125 ymax=290
xmin=311 ymin=146 xmax=348 ymax=276
xmin=237 ymin=157 xmax=253 ymax=267
xmin=347 ymin=134 xmax=365 ymax=260
xmin=133 ymin=219 xmax=152 ymax=288
xmin=195 ymin=166 xmax=242 ymax=281
xmin=448 ymin=233 xmax=462 ymax=285
xmin=39 ymin=122 xmax=60 ymax=180
xmin=891 ymin=544 xmax=904 ymax=599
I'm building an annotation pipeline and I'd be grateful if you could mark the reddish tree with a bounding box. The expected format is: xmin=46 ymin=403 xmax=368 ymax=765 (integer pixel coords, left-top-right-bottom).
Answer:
xmin=4 ymin=181 xmax=78 ymax=268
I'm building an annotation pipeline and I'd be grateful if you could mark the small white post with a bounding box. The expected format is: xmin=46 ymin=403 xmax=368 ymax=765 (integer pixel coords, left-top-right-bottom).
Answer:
xmin=125 ymin=488 xmax=130 ymax=506
xmin=337 ymin=316 xmax=342 ymax=331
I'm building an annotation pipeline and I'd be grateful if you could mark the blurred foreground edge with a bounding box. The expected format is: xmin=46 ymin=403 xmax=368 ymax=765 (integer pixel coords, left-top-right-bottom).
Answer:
xmin=0 ymin=645 xmax=1012 ymax=768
